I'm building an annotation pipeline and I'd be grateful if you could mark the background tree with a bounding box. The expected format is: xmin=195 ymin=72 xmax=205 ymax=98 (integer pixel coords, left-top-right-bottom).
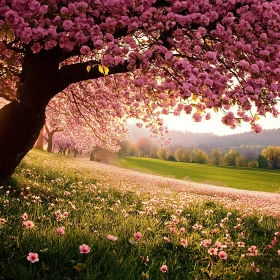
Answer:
xmin=182 ymin=149 xmax=192 ymax=163
xmin=118 ymin=140 xmax=131 ymax=156
xmin=248 ymin=161 xmax=258 ymax=168
xmin=1 ymin=1 xmax=280 ymax=176
xmin=157 ymin=147 xmax=168 ymax=160
xmin=261 ymin=146 xmax=280 ymax=169
xmin=137 ymin=138 xmax=151 ymax=157
xmin=210 ymin=149 xmax=223 ymax=165
xmin=192 ymin=149 xmax=208 ymax=164
xmin=235 ymin=155 xmax=247 ymax=167
xmin=174 ymin=148 xmax=184 ymax=162
xmin=128 ymin=143 xmax=138 ymax=157
xmin=223 ymin=150 xmax=241 ymax=166
xmin=257 ymin=154 xmax=269 ymax=169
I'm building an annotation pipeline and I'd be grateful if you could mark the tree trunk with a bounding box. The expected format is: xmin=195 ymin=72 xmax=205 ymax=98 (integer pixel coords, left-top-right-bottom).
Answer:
xmin=47 ymin=137 xmax=53 ymax=153
xmin=0 ymin=100 xmax=46 ymax=176
xmin=34 ymin=128 xmax=44 ymax=150
xmin=0 ymin=49 xmax=61 ymax=177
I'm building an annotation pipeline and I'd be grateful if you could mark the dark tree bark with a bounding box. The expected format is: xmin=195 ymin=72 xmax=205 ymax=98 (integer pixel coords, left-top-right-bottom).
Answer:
xmin=0 ymin=49 xmax=61 ymax=176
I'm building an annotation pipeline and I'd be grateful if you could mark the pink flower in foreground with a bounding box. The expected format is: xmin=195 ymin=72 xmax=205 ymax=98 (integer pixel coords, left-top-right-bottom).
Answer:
xmin=27 ymin=252 xmax=39 ymax=263
xmin=107 ymin=234 xmax=118 ymax=241
xmin=133 ymin=232 xmax=142 ymax=241
xmin=23 ymin=220 xmax=34 ymax=229
xmin=218 ymin=251 xmax=227 ymax=260
xmin=160 ymin=264 xmax=168 ymax=273
xmin=22 ymin=213 xmax=28 ymax=221
xmin=0 ymin=218 xmax=7 ymax=224
xmin=79 ymin=244 xmax=90 ymax=254
xmin=56 ymin=227 xmax=65 ymax=235
xmin=181 ymin=238 xmax=188 ymax=247
xmin=251 ymin=262 xmax=260 ymax=272
xmin=208 ymin=247 xmax=218 ymax=255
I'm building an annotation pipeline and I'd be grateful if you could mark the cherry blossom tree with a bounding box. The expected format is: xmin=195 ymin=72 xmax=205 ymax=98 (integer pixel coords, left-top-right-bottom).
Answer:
xmin=0 ymin=0 xmax=280 ymax=176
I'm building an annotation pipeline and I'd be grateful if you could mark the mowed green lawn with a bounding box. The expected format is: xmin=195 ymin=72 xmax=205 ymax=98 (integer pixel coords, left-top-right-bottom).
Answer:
xmin=117 ymin=157 xmax=280 ymax=192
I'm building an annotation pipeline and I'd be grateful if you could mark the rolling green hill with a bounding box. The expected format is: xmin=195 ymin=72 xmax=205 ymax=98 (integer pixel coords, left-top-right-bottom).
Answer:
xmin=117 ymin=157 xmax=280 ymax=192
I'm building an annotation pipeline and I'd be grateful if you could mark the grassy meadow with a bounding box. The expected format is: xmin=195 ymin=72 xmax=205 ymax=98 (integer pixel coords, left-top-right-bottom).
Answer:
xmin=0 ymin=150 xmax=280 ymax=279
xmin=117 ymin=157 xmax=280 ymax=193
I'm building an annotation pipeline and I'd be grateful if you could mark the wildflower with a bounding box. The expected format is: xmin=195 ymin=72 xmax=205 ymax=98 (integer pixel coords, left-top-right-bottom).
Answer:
xmin=192 ymin=224 xmax=203 ymax=230
xmin=215 ymin=241 xmax=222 ymax=249
xmin=133 ymin=232 xmax=142 ymax=241
xmin=54 ymin=210 xmax=61 ymax=216
xmin=163 ymin=236 xmax=171 ymax=243
xmin=62 ymin=211 xmax=69 ymax=218
xmin=79 ymin=244 xmax=90 ymax=254
xmin=56 ymin=227 xmax=65 ymax=235
xmin=218 ymin=251 xmax=227 ymax=260
xmin=23 ymin=220 xmax=35 ymax=229
xmin=160 ymin=264 xmax=168 ymax=273
xmin=211 ymin=229 xmax=218 ymax=234
xmin=107 ymin=234 xmax=118 ymax=241
xmin=27 ymin=252 xmax=39 ymax=263
xmin=181 ymin=238 xmax=188 ymax=247
xmin=237 ymin=241 xmax=245 ymax=247
xmin=179 ymin=227 xmax=185 ymax=233
xmin=271 ymin=237 xmax=277 ymax=246
xmin=251 ymin=262 xmax=260 ymax=272
xmin=141 ymin=256 xmax=149 ymax=263
xmin=248 ymin=246 xmax=258 ymax=256
xmin=169 ymin=227 xmax=176 ymax=234
xmin=0 ymin=218 xmax=7 ymax=224
xmin=201 ymin=239 xmax=212 ymax=247
xmin=208 ymin=247 xmax=218 ymax=255
xmin=22 ymin=213 xmax=28 ymax=221
xmin=277 ymin=250 xmax=280 ymax=255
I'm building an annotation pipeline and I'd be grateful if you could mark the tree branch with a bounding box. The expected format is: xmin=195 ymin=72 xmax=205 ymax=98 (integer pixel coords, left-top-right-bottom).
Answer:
xmin=58 ymin=61 xmax=132 ymax=90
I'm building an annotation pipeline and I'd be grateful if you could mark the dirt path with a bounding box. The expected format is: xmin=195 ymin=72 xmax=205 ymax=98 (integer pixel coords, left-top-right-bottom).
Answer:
xmin=75 ymin=158 xmax=280 ymax=217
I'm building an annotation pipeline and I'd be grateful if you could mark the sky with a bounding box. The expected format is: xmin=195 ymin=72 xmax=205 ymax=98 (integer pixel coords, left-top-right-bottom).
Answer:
xmin=162 ymin=108 xmax=280 ymax=136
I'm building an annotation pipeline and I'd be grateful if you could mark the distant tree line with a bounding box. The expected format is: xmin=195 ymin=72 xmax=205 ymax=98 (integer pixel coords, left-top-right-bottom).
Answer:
xmin=119 ymin=138 xmax=280 ymax=169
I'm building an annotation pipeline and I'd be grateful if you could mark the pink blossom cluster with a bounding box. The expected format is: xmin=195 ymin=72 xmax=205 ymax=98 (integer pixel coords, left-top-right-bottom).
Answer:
xmin=1 ymin=0 xmax=280 ymax=138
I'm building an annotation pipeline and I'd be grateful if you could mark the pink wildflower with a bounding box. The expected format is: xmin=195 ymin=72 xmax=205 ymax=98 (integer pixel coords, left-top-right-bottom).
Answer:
xmin=208 ymin=247 xmax=218 ymax=255
xmin=22 ymin=213 xmax=28 ymax=221
xmin=62 ymin=211 xmax=69 ymax=218
xmin=179 ymin=227 xmax=185 ymax=233
xmin=277 ymin=250 xmax=280 ymax=255
xmin=251 ymin=262 xmax=260 ymax=272
xmin=218 ymin=251 xmax=227 ymax=260
xmin=237 ymin=242 xmax=245 ymax=247
xmin=163 ymin=236 xmax=170 ymax=243
xmin=133 ymin=232 xmax=142 ymax=241
xmin=160 ymin=264 xmax=168 ymax=273
xmin=181 ymin=238 xmax=188 ymax=248
xmin=27 ymin=252 xmax=39 ymax=263
xmin=56 ymin=227 xmax=65 ymax=235
xmin=79 ymin=244 xmax=90 ymax=254
xmin=169 ymin=227 xmax=176 ymax=234
xmin=201 ymin=239 xmax=212 ymax=247
xmin=107 ymin=234 xmax=118 ymax=241
xmin=23 ymin=220 xmax=34 ymax=229
xmin=0 ymin=218 xmax=7 ymax=224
